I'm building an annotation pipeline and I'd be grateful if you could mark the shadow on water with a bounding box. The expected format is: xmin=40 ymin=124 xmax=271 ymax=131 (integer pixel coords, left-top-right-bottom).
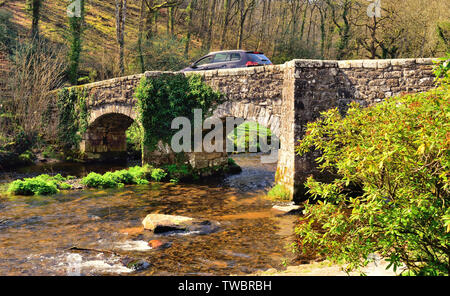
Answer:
xmin=0 ymin=153 xmax=297 ymax=276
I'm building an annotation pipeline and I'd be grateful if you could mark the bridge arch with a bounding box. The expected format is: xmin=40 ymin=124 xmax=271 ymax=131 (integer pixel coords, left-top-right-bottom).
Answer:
xmin=212 ymin=101 xmax=281 ymax=139
xmin=81 ymin=104 xmax=138 ymax=161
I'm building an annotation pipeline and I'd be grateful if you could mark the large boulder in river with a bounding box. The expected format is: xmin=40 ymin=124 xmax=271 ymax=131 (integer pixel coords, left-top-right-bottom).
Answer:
xmin=142 ymin=214 xmax=220 ymax=235
xmin=142 ymin=214 xmax=194 ymax=233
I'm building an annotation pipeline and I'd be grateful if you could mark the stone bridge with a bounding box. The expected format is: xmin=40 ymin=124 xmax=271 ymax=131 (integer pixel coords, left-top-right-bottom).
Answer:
xmin=74 ymin=58 xmax=436 ymax=199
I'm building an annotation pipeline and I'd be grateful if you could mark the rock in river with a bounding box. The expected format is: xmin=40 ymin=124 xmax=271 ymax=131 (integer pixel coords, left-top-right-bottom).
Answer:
xmin=142 ymin=214 xmax=194 ymax=232
xmin=142 ymin=214 xmax=220 ymax=235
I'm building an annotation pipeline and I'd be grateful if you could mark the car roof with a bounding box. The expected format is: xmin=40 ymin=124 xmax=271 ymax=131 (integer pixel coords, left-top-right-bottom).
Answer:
xmin=207 ymin=50 xmax=265 ymax=55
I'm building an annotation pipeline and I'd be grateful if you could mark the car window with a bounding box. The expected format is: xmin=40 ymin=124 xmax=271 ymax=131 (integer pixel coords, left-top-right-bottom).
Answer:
xmin=213 ymin=53 xmax=228 ymax=63
xmin=230 ymin=53 xmax=241 ymax=61
xmin=195 ymin=56 xmax=214 ymax=66
xmin=247 ymin=53 xmax=272 ymax=65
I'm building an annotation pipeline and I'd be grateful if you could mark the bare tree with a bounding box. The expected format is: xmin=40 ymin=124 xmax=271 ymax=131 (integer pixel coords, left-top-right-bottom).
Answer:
xmin=8 ymin=38 xmax=66 ymax=137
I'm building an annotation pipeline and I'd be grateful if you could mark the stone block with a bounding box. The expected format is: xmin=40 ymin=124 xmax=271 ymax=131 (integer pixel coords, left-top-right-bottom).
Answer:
xmin=363 ymin=60 xmax=378 ymax=69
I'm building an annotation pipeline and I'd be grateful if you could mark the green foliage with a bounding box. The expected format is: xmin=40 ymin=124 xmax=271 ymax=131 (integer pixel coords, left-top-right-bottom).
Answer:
xmin=56 ymin=87 xmax=89 ymax=151
xmin=267 ymin=184 xmax=292 ymax=201
xmin=227 ymin=157 xmax=237 ymax=167
xmin=81 ymin=165 xmax=158 ymax=189
xmin=228 ymin=121 xmax=272 ymax=153
xmin=18 ymin=150 xmax=36 ymax=164
xmin=294 ymin=78 xmax=449 ymax=275
xmin=81 ymin=172 xmax=119 ymax=189
xmin=135 ymin=73 xmax=223 ymax=151
xmin=163 ymin=163 xmax=193 ymax=180
xmin=433 ymin=53 xmax=450 ymax=84
xmin=150 ymin=168 xmax=167 ymax=182
xmin=126 ymin=122 xmax=143 ymax=156
xmin=8 ymin=174 xmax=72 ymax=196
xmin=67 ymin=0 xmax=85 ymax=84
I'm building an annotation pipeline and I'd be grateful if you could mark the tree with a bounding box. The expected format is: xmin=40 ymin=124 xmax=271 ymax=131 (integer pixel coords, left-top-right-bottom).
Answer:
xmin=235 ymin=0 xmax=256 ymax=49
xmin=326 ymin=0 xmax=355 ymax=59
xmin=184 ymin=0 xmax=196 ymax=57
xmin=219 ymin=0 xmax=234 ymax=50
xmin=115 ymin=0 xmax=127 ymax=76
xmin=67 ymin=0 xmax=85 ymax=84
xmin=26 ymin=0 xmax=41 ymax=39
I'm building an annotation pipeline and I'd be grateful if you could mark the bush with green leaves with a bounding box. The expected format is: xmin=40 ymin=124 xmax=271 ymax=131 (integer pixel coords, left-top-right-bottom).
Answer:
xmin=81 ymin=165 xmax=152 ymax=189
xmin=150 ymin=168 xmax=167 ymax=182
xmin=294 ymin=74 xmax=449 ymax=275
xmin=81 ymin=172 xmax=119 ymax=189
xmin=126 ymin=122 xmax=143 ymax=157
xmin=8 ymin=174 xmax=71 ymax=196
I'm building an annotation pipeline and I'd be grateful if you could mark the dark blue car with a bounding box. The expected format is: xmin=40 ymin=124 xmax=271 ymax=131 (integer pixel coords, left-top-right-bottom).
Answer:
xmin=180 ymin=50 xmax=273 ymax=72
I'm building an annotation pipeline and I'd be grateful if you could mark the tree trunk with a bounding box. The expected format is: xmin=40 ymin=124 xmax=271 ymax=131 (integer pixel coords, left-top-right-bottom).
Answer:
xmin=219 ymin=0 xmax=231 ymax=50
xmin=115 ymin=0 xmax=127 ymax=76
xmin=68 ymin=0 xmax=85 ymax=84
xmin=138 ymin=0 xmax=146 ymax=72
xmin=184 ymin=0 xmax=195 ymax=57
xmin=205 ymin=0 xmax=217 ymax=51
xmin=29 ymin=0 xmax=41 ymax=39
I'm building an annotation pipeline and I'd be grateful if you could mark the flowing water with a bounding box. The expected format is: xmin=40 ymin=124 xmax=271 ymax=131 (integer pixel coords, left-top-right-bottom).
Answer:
xmin=0 ymin=154 xmax=297 ymax=276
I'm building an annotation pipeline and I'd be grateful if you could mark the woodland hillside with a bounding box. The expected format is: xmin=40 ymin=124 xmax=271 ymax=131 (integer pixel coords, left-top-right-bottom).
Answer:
xmin=0 ymin=0 xmax=449 ymax=82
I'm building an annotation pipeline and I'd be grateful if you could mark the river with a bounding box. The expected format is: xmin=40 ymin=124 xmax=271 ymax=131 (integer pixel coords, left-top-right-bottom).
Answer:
xmin=0 ymin=154 xmax=297 ymax=276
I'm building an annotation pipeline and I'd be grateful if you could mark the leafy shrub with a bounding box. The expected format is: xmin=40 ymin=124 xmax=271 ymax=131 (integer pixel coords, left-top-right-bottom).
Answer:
xmin=267 ymin=184 xmax=292 ymax=201
xmin=433 ymin=52 xmax=450 ymax=84
xmin=7 ymin=174 xmax=72 ymax=196
xmin=227 ymin=158 xmax=237 ymax=167
xmin=294 ymin=77 xmax=449 ymax=275
xmin=81 ymin=166 xmax=152 ymax=189
xmin=81 ymin=172 xmax=120 ymax=189
xmin=150 ymin=168 xmax=167 ymax=182
xmin=126 ymin=122 xmax=143 ymax=157
xmin=164 ymin=163 xmax=191 ymax=179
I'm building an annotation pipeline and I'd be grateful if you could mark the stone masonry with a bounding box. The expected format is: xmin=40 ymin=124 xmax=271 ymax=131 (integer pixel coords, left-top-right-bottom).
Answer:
xmin=70 ymin=58 xmax=436 ymax=199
